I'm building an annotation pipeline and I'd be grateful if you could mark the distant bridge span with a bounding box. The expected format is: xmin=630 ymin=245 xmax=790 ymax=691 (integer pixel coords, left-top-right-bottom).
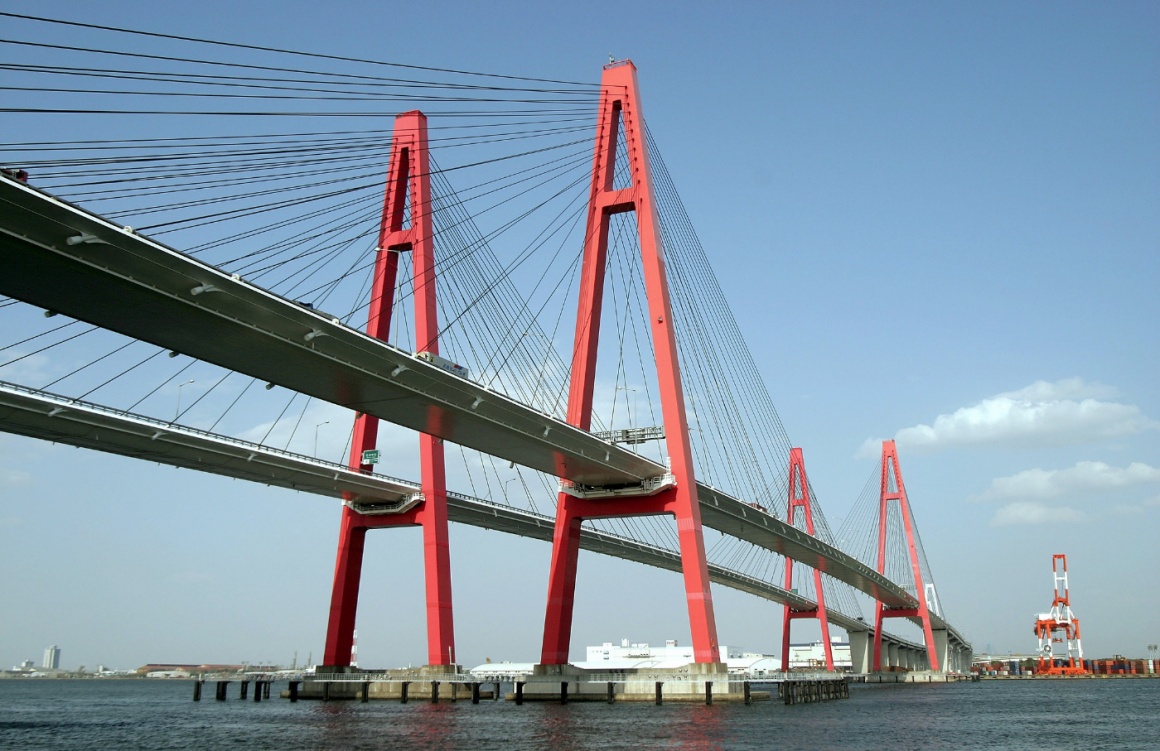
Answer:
xmin=0 ymin=380 xmax=929 ymax=655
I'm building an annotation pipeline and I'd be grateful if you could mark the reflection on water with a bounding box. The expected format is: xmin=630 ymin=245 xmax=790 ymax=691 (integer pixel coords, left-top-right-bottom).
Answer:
xmin=395 ymin=703 xmax=459 ymax=749
xmin=0 ymin=678 xmax=1156 ymax=750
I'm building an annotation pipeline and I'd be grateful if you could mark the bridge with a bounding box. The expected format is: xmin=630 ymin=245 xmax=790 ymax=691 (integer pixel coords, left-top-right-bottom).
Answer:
xmin=0 ymin=37 xmax=970 ymax=677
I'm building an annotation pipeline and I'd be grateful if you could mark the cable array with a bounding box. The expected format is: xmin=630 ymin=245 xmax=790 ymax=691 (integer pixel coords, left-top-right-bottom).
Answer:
xmin=0 ymin=12 xmax=946 ymax=640
xmin=835 ymin=460 xmax=946 ymax=629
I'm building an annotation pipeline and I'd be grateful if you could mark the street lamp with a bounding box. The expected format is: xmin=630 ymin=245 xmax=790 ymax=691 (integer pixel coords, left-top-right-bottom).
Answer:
xmin=175 ymin=379 xmax=194 ymax=421
xmin=616 ymin=385 xmax=637 ymax=427
xmin=314 ymin=420 xmax=330 ymax=456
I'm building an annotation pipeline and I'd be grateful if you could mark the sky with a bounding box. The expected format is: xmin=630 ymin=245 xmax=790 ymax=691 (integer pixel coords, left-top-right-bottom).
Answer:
xmin=1 ymin=1 xmax=1157 ymax=671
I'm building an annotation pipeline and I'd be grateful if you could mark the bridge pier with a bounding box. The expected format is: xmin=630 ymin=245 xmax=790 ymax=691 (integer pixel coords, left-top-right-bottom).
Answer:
xmin=933 ymin=629 xmax=949 ymax=673
xmin=849 ymin=631 xmax=871 ymax=674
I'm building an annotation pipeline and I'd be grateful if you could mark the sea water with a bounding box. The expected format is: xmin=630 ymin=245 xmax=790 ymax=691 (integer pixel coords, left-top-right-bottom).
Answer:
xmin=0 ymin=678 xmax=1155 ymax=750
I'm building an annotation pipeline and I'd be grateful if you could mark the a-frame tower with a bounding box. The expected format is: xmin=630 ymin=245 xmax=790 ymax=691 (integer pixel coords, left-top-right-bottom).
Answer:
xmin=872 ymin=440 xmax=938 ymax=672
xmin=540 ymin=60 xmax=721 ymax=666
xmin=781 ymin=447 xmax=836 ymax=671
xmin=322 ymin=110 xmax=456 ymax=669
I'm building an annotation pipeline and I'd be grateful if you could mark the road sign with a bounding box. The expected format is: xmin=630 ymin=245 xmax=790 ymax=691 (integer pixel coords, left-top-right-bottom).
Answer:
xmin=361 ymin=449 xmax=380 ymax=465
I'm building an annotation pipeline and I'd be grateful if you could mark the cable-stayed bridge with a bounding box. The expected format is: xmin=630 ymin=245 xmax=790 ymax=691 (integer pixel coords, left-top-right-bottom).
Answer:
xmin=0 ymin=22 xmax=970 ymax=675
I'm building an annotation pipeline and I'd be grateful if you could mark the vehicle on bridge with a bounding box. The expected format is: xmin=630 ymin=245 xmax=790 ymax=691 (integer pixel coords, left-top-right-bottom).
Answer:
xmin=415 ymin=351 xmax=469 ymax=379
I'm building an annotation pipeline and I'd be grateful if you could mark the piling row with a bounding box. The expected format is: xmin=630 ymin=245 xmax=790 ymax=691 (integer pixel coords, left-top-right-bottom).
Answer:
xmin=194 ymin=675 xmax=858 ymax=706
xmin=192 ymin=679 xmax=277 ymax=702
xmin=778 ymin=679 xmax=850 ymax=705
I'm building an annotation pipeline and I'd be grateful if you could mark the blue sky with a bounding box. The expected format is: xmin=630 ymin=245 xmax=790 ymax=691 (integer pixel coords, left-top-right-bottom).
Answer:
xmin=1 ymin=1 xmax=1157 ymax=670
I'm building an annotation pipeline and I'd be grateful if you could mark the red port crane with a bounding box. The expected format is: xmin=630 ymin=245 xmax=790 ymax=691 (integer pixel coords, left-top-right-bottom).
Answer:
xmin=1033 ymin=554 xmax=1087 ymax=675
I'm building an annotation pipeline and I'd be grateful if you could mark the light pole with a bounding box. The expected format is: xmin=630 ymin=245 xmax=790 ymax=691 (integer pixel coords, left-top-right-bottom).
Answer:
xmin=175 ymin=379 xmax=194 ymax=421
xmin=616 ymin=385 xmax=637 ymax=427
xmin=314 ymin=420 xmax=330 ymax=456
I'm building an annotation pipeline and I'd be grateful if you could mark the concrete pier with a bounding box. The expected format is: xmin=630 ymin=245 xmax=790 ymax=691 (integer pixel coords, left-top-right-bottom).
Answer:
xmin=289 ymin=663 xmax=770 ymax=703
xmin=499 ymin=663 xmax=767 ymax=703
xmin=196 ymin=666 xmax=974 ymax=706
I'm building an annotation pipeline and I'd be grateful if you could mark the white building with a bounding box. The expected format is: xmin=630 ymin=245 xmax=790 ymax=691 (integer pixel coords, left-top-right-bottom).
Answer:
xmin=579 ymin=639 xmax=780 ymax=675
xmin=42 ymin=646 xmax=60 ymax=670
xmin=583 ymin=639 xmax=694 ymax=668
xmin=787 ymin=638 xmax=852 ymax=670
xmin=468 ymin=639 xmax=783 ymax=679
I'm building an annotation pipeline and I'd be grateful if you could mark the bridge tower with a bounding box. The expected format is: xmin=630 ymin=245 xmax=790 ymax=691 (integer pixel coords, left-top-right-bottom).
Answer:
xmin=540 ymin=60 xmax=721 ymax=665
xmin=871 ymin=440 xmax=940 ymax=672
xmin=322 ymin=110 xmax=456 ymax=668
xmin=781 ymin=448 xmax=835 ymax=671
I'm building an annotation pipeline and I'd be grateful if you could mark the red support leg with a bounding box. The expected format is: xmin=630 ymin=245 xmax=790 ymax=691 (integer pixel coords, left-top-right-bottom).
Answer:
xmin=323 ymin=506 xmax=367 ymax=665
xmin=541 ymin=509 xmax=584 ymax=664
xmin=322 ymin=110 xmax=455 ymax=668
xmin=871 ymin=440 xmax=939 ymax=672
xmin=416 ymin=437 xmax=455 ymax=666
xmin=780 ymin=448 xmax=834 ymax=672
xmin=540 ymin=60 xmax=720 ymax=666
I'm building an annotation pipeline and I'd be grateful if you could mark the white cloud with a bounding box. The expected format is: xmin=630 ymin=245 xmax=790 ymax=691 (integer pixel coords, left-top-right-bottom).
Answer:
xmin=998 ymin=377 xmax=1116 ymax=402
xmin=990 ymin=501 xmax=1084 ymax=527
xmin=1111 ymin=495 xmax=1160 ymax=516
xmin=2 ymin=469 xmax=32 ymax=487
xmin=859 ymin=378 xmax=1155 ymax=456
xmin=972 ymin=461 xmax=1160 ymax=503
xmin=0 ymin=350 xmax=52 ymax=383
xmin=238 ymin=402 xmax=360 ymax=459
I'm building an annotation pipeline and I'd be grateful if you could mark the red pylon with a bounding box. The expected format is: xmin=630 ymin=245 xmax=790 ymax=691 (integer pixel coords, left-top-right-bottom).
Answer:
xmin=322 ymin=110 xmax=456 ymax=668
xmin=781 ymin=448 xmax=835 ymax=671
xmin=539 ymin=60 xmax=721 ymax=665
xmin=871 ymin=440 xmax=939 ymax=672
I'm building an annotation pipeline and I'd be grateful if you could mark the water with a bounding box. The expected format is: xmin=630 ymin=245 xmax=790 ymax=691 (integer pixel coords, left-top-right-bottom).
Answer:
xmin=0 ymin=678 xmax=1155 ymax=750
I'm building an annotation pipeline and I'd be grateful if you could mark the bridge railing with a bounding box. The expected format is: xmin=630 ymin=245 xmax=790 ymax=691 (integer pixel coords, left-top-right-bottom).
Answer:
xmin=0 ymin=380 xmax=415 ymax=486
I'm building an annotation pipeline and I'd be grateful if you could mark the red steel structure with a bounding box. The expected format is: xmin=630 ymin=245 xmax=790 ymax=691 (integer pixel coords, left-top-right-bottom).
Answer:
xmin=322 ymin=111 xmax=456 ymax=667
xmin=780 ymin=448 xmax=835 ymax=671
xmin=1034 ymin=554 xmax=1086 ymax=675
xmin=872 ymin=440 xmax=939 ymax=672
xmin=539 ymin=60 xmax=721 ymax=665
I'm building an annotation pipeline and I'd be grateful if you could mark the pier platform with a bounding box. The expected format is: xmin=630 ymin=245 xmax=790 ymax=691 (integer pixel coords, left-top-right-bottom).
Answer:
xmin=281 ymin=664 xmax=871 ymax=704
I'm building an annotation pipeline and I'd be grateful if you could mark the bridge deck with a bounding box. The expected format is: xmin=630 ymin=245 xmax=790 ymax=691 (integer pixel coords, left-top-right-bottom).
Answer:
xmin=0 ymin=380 xmax=952 ymax=653
xmin=0 ymin=380 xmax=936 ymax=651
xmin=0 ymin=176 xmax=968 ymax=651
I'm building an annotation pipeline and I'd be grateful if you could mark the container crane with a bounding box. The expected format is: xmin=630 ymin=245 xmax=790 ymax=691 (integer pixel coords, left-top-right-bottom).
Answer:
xmin=1033 ymin=554 xmax=1087 ymax=675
